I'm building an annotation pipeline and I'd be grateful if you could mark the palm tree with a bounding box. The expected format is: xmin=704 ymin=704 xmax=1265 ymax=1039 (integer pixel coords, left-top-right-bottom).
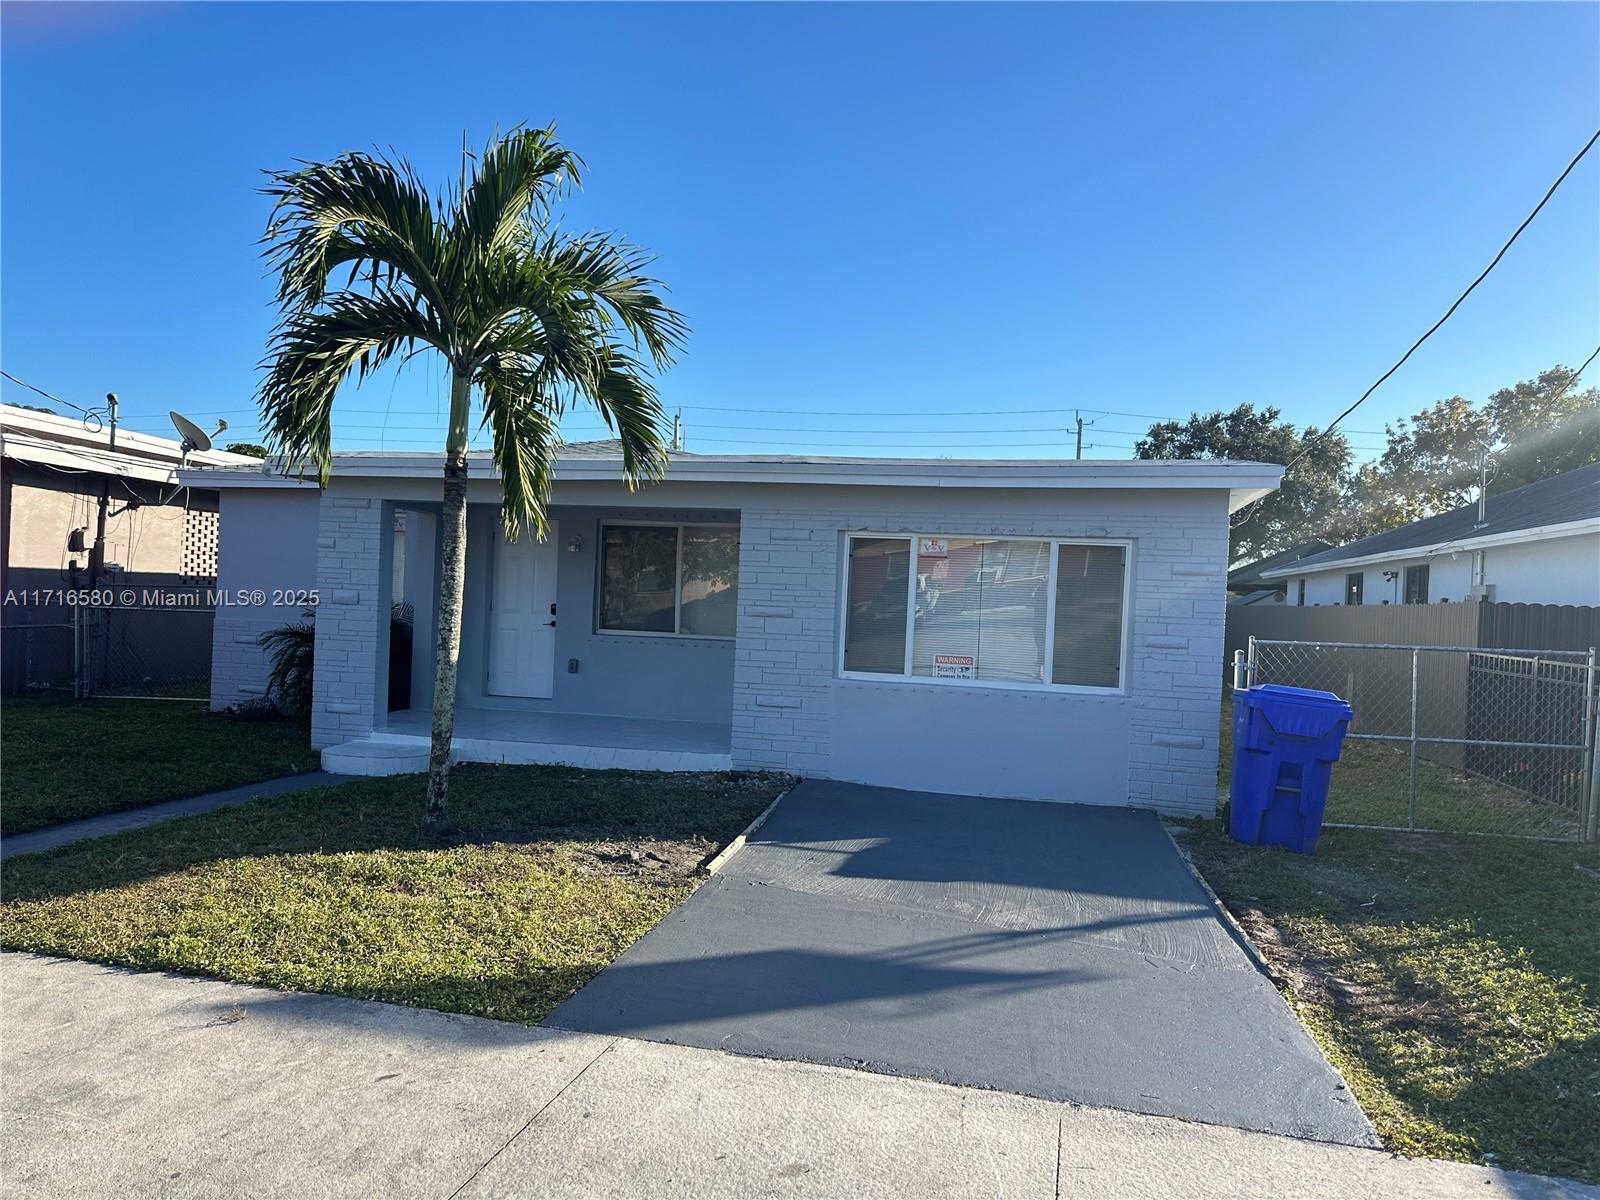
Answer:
xmin=259 ymin=127 xmax=686 ymax=831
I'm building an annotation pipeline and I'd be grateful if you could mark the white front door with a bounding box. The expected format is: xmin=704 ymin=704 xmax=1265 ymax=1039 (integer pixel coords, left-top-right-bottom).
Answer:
xmin=487 ymin=521 xmax=559 ymax=698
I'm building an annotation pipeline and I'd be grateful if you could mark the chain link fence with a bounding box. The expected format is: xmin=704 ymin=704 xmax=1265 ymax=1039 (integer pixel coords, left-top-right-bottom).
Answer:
xmin=1238 ymin=638 xmax=1599 ymax=841
xmin=4 ymin=605 xmax=214 ymax=701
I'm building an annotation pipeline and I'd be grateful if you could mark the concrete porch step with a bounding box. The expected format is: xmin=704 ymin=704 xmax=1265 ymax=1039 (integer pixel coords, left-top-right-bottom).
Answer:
xmin=321 ymin=740 xmax=430 ymax=777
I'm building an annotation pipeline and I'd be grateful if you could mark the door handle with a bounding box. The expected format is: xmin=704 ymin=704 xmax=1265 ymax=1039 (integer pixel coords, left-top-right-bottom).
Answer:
xmin=545 ymin=620 xmax=557 ymax=627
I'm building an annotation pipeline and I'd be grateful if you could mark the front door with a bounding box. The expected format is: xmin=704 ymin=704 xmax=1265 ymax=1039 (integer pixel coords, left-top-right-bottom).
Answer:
xmin=488 ymin=522 xmax=559 ymax=698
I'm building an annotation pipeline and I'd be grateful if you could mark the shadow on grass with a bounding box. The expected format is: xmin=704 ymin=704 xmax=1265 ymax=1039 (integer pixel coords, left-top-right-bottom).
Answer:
xmin=1 ymin=764 xmax=787 ymax=904
xmin=1179 ymin=820 xmax=1600 ymax=1182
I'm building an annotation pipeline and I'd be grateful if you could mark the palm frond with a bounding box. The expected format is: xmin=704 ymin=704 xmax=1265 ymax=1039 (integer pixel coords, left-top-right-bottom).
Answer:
xmin=263 ymin=151 xmax=448 ymax=318
xmin=454 ymin=125 xmax=581 ymax=261
xmin=593 ymin=347 xmax=670 ymax=486
xmin=260 ymin=289 xmax=442 ymax=479
xmin=537 ymin=231 xmax=688 ymax=368
xmin=478 ymin=354 xmax=561 ymax=540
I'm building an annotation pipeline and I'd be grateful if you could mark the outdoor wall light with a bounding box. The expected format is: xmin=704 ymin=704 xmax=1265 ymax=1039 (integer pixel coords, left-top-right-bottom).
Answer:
xmin=567 ymin=535 xmax=583 ymax=554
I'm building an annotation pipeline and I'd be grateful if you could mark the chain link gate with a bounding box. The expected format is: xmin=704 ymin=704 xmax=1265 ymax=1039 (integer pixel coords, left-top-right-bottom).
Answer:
xmin=73 ymin=604 xmax=215 ymax=701
xmin=1235 ymin=638 xmax=1599 ymax=842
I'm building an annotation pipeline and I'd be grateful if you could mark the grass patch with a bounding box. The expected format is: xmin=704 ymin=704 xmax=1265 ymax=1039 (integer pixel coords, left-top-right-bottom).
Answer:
xmin=1178 ymin=822 xmax=1600 ymax=1182
xmin=1 ymin=696 xmax=319 ymax=836
xmin=0 ymin=765 xmax=790 ymax=1023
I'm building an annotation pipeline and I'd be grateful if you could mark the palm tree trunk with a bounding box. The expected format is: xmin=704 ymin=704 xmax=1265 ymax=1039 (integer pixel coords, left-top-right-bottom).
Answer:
xmin=425 ymin=370 xmax=473 ymax=832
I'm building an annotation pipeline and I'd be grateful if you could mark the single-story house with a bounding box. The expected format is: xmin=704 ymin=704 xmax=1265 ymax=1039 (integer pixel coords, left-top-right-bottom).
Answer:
xmin=184 ymin=445 xmax=1281 ymax=816
xmin=0 ymin=402 xmax=257 ymax=693
xmin=1226 ymin=541 xmax=1333 ymax=607
xmin=1262 ymin=462 xmax=1600 ymax=608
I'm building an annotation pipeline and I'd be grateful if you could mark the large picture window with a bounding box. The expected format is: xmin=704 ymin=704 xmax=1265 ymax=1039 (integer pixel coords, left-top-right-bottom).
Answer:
xmin=840 ymin=533 xmax=1129 ymax=691
xmin=599 ymin=523 xmax=738 ymax=638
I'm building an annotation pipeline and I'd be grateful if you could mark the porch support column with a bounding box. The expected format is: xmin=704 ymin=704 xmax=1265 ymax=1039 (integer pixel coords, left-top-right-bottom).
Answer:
xmin=310 ymin=490 xmax=393 ymax=749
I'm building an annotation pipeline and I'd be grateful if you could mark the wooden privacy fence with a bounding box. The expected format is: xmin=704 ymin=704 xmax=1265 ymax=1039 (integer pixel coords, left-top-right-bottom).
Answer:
xmin=1225 ymin=599 xmax=1600 ymax=674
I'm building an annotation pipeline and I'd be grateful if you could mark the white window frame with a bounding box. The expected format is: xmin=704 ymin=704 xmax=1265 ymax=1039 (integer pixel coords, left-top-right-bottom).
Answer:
xmin=596 ymin=519 xmax=739 ymax=640
xmin=836 ymin=531 xmax=1134 ymax=696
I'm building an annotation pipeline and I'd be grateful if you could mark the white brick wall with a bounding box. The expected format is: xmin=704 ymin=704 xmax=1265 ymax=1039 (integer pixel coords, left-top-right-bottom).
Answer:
xmin=730 ymin=489 xmax=1231 ymax=816
xmin=309 ymin=494 xmax=389 ymax=749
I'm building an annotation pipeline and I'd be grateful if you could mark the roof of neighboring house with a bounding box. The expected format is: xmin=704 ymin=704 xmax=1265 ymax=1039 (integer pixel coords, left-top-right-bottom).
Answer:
xmin=1261 ymin=463 xmax=1600 ymax=579
xmin=181 ymin=448 xmax=1285 ymax=511
xmin=1227 ymin=541 xmax=1334 ymax=591
xmin=1228 ymin=588 xmax=1285 ymax=607
xmin=558 ymin=438 xmax=700 ymax=459
xmin=0 ymin=403 xmax=260 ymax=484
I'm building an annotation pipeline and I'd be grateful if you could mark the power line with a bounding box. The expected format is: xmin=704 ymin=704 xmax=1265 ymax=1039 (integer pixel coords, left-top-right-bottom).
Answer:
xmin=0 ymin=370 xmax=92 ymax=416
xmin=1283 ymin=126 xmax=1600 ymax=476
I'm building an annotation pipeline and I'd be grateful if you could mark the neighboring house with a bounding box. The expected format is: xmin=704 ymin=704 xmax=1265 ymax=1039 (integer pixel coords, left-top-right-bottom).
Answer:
xmin=1263 ymin=463 xmax=1600 ymax=608
xmin=1226 ymin=541 xmax=1333 ymax=607
xmin=182 ymin=446 xmax=1281 ymax=816
xmin=0 ymin=403 xmax=258 ymax=693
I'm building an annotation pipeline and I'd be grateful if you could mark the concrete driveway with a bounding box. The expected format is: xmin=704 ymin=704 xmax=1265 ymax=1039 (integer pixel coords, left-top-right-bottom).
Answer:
xmin=547 ymin=780 xmax=1376 ymax=1147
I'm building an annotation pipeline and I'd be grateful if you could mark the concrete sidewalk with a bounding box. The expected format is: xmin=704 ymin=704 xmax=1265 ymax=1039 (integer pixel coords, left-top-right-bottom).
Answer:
xmin=0 ymin=772 xmax=337 ymax=860
xmin=3 ymin=954 xmax=1593 ymax=1199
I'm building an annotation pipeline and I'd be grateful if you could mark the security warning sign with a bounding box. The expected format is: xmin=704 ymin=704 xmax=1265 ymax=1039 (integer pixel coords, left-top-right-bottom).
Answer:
xmin=933 ymin=654 xmax=975 ymax=679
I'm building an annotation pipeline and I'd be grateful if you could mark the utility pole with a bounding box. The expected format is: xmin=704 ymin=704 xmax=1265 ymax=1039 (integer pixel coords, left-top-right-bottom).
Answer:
xmin=1074 ymin=412 xmax=1085 ymax=460
xmin=88 ymin=392 xmax=119 ymax=584
xmin=671 ymin=411 xmax=683 ymax=452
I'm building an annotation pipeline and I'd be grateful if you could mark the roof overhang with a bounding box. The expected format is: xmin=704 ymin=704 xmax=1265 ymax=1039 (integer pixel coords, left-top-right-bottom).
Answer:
xmin=1259 ymin=517 xmax=1600 ymax=579
xmin=1 ymin=404 xmax=260 ymax=483
xmin=180 ymin=452 xmax=1284 ymax=511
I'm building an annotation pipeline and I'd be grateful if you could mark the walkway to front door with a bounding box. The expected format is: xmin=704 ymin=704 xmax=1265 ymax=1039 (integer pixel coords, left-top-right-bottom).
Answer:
xmin=545 ymin=781 xmax=1377 ymax=1147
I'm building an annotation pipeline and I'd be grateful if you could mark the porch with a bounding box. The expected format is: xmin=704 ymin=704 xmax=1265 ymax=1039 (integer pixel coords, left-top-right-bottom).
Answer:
xmin=322 ymin=707 xmax=733 ymax=776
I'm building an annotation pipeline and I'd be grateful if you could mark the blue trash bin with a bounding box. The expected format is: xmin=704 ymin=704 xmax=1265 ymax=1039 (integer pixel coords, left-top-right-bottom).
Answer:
xmin=1229 ymin=685 xmax=1353 ymax=854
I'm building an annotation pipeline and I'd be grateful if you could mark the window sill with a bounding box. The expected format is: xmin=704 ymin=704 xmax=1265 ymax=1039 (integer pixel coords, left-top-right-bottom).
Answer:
xmin=590 ymin=629 xmax=735 ymax=645
xmin=834 ymin=673 xmax=1128 ymax=699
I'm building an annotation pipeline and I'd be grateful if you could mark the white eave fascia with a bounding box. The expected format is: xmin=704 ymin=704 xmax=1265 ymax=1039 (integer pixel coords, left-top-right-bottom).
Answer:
xmin=1 ymin=405 xmax=260 ymax=480
xmin=1258 ymin=517 xmax=1600 ymax=579
xmin=264 ymin=452 xmax=1282 ymax=506
xmin=176 ymin=463 xmax=323 ymax=490
xmin=1 ymin=430 xmax=185 ymax=484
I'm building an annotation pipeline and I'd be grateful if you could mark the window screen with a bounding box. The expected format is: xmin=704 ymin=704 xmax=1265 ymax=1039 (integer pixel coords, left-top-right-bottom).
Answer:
xmin=842 ymin=537 xmax=910 ymax=673
xmin=680 ymin=526 xmax=739 ymax=637
xmin=912 ymin=538 xmax=1049 ymax=684
xmin=599 ymin=524 xmax=739 ymax=636
xmin=599 ymin=525 xmax=678 ymax=632
xmin=1051 ymin=544 xmax=1125 ymax=688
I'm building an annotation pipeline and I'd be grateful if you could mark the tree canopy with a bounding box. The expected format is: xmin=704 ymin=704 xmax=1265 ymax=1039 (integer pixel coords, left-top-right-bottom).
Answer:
xmin=1137 ymin=364 xmax=1597 ymax=564
xmin=1135 ymin=405 xmax=1352 ymax=564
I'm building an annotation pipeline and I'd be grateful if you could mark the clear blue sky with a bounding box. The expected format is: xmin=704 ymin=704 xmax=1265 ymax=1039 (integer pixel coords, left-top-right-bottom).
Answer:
xmin=3 ymin=1 xmax=1596 ymax=461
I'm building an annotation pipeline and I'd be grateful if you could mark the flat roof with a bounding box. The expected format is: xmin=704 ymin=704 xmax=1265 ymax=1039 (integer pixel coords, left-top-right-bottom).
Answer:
xmin=1 ymin=403 xmax=260 ymax=483
xmin=181 ymin=449 xmax=1284 ymax=512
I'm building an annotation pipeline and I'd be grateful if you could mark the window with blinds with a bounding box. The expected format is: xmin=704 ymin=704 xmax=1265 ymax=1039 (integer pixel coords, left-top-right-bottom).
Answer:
xmin=839 ymin=533 xmax=1129 ymax=692
xmin=1051 ymin=544 xmax=1126 ymax=688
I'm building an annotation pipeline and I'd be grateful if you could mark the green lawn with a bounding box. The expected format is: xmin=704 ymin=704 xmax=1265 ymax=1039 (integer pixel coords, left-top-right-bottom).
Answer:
xmin=0 ymin=766 xmax=789 ymax=1023
xmin=1 ymin=696 xmax=319 ymax=836
xmin=1180 ymin=823 xmax=1600 ymax=1182
xmin=1202 ymin=696 xmax=1600 ymax=1181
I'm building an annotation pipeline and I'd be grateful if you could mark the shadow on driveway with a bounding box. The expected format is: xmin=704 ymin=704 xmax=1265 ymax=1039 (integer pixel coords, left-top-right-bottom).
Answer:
xmin=547 ymin=779 xmax=1378 ymax=1147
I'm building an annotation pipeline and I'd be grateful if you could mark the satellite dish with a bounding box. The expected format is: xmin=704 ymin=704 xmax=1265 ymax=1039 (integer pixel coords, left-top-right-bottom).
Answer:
xmin=170 ymin=410 xmax=212 ymax=460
